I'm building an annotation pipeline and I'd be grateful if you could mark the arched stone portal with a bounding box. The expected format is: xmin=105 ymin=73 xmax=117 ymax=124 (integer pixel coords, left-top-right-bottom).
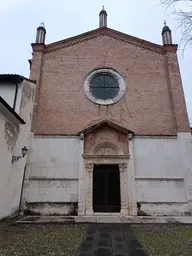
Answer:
xmin=77 ymin=121 xmax=137 ymax=216
xmin=79 ymin=139 xmax=136 ymax=216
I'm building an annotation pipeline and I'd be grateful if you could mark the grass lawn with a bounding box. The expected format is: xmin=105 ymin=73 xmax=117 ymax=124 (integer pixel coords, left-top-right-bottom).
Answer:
xmin=0 ymin=223 xmax=86 ymax=256
xmin=132 ymin=224 xmax=192 ymax=256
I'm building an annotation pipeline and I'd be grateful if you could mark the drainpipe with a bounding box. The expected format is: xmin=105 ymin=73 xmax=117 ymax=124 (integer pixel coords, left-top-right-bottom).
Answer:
xmin=18 ymin=164 xmax=27 ymax=215
xmin=13 ymin=82 xmax=18 ymax=110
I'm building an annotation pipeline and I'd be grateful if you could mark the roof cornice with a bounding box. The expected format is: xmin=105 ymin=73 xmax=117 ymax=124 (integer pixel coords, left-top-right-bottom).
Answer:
xmin=0 ymin=96 xmax=25 ymax=125
xmin=163 ymin=44 xmax=178 ymax=53
xmin=0 ymin=74 xmax=36 ymax=84
xmin=31 ymin=43 xmax=45 ymax=53
xmin=32 ymin=27 xmax=169 ymax=55
xmin=77 ymin=119 xmax=135 ymax=135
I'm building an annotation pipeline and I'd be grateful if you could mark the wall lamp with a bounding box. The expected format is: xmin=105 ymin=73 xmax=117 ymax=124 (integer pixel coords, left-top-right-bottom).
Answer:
xmin=12 ymin=146 xmax=28 ymax=163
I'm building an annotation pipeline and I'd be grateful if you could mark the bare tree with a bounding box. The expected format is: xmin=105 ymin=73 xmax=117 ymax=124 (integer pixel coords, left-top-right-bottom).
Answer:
xmin=161 ymin=0 xmax=192 ymax=48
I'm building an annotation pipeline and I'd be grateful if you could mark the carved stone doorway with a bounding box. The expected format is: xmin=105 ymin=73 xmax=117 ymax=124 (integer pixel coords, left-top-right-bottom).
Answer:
xmin=93 ymin=164 xmax=120 ymax=213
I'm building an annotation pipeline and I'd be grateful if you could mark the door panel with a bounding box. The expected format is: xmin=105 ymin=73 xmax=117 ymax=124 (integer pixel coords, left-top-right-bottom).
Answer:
xmin=93 ymin=169 xmax=105 ymax=206
xmin=93 ymin=165 xmax=120 ymax=213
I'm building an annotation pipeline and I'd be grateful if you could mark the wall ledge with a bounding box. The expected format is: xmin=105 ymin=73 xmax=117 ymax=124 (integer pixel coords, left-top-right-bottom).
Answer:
xmin=134 ymin=135 xmax=177 ymax=139
xmin=29 ymin=177 xmax=79 ymax=181
xmin=135 ymin=177 xmax=184 ymax=181
xmin=140 ymin=201 xmax=187 ymax=204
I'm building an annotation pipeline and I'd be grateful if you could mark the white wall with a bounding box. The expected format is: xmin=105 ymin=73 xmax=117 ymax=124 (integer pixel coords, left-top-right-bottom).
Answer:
xmin=0 ymin=82 xmax=22 ymax=112
xmin=133 ymin=136 xmax=186 ymax=204
xmin=27 ymin=180 xmax=78 ymax=202
xmin=177 ymin=133 xmax=192 ymax=212
xmin=24 ymin=135 xmax=191 ymax=216
xmin=24 ymin=137 xmax=80 ymax=204
xmin=0 ymin=83 xmax=15 ymax=108
xmin=134 ymin=136 xmax=182 ymax=177
xmin=135 ymin=179 xmax=185 ymax=202
xmin=0 ymin=112 xmax=15 ymax=218
xmin=0 ymin=80 xmax=35 ymax=220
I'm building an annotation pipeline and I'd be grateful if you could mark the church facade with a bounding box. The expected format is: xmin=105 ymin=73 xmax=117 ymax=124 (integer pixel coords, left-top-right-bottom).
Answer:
xmin=22 ymin=8 xmax=192 ymax=216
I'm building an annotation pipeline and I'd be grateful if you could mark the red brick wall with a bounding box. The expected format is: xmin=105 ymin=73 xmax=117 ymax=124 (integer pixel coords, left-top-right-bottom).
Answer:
xmin=30 ymin=33 xmax=189 ymax=135
xmin=164 ymin=50 xmax=190 ymax=132
xmin=84 ymin=126 xmax=128 ymax=155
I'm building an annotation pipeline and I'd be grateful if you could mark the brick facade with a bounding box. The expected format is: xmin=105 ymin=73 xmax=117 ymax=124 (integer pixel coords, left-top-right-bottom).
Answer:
xmin=30 ymin=27 xmax=190 ymax=136
xmin=84 ymin=125 xmax=129 ymax=155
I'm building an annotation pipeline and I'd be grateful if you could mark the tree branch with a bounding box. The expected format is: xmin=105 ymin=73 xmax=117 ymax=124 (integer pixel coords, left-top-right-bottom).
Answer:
xmin=161 ymin=0 xmax=192 ymax=49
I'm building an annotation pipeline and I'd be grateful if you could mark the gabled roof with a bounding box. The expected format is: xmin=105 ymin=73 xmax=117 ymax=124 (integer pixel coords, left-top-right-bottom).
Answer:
xmin=33 ymin=27 xmax=177 ymax=54
xmin=77 ymin=119 xmax=135 ymax=135
xmin=0 ymin=74 xmax=36 ymax=84
xmin=0 ymin=96 xmax=25 ymax=125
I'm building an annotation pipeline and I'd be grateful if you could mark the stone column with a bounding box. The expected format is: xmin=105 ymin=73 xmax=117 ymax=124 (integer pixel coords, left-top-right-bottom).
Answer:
xmin=78 ymin=134 xmax=85 ymax=215
xmin=119 ymin=163 xmax=128 ymax=215
xmin=127 ymin=134 xmax=137 ymax=215
xmin=85 ymin=163 xmax=94 ymax=215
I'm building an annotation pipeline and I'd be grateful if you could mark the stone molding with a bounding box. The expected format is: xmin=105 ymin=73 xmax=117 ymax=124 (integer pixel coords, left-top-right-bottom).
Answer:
xmin=128 ymin=133 xmax=134 ymax=141
xmin=42 ymin=28 xmax=167 ymax=54
xmin=83 ymin=155 xmax=130 ymax=159
xmin=85 ymin=163 xmax=94 ymax=214
xmin=135 ymin=177 xmax=184 ymax=181
xmin=85 ymin=163 xmax=94 ymax=172
xmin=89 ymin=141 xmax=124 ymax=156
xmin=84 ymin=159 xmax=129 ymax=215
xmin=119 ymin=163 xmax=128 ymax=172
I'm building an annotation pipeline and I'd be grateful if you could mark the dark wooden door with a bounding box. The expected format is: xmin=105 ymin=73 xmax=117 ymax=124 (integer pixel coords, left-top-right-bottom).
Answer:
xmin=93 ymin=165 xmax=120 ymax=212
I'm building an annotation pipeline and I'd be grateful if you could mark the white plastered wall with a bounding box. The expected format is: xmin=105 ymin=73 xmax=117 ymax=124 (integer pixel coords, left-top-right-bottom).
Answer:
xmin=23 ymin=137 xmax=80 ymax=215
xmin=0 ymin=82 xmax=22 ymax=112
xmin=0 ymin=80 xmax=35 ymax=220
xmin=0 ymin=112 xmax=15 ymax=218
xmin=133 ymin=135 xmax=191 ymax=215
xmin=24 ymin=134 xmax=192 ymax=216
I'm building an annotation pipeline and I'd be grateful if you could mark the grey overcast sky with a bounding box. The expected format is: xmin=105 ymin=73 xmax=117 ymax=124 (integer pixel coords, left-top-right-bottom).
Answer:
xmin=0 ymin=0 xmax=191 ymax=120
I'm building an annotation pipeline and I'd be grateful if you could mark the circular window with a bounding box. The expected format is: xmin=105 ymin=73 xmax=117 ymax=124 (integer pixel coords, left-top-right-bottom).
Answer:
xmin=90 ymin=73 xmax=119 ymax=100
xmin=84 ymin=68 xmax=126 ymax=105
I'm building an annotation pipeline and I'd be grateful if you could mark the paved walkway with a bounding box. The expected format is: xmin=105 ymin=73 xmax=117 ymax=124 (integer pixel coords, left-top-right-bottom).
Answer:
xmin=76 ymin=224 xmax=148 ymax=256
xmin=16 ymin=215 xmax=192 ymax=224
xmin=75 ymin=215 xmax=192 ymax=224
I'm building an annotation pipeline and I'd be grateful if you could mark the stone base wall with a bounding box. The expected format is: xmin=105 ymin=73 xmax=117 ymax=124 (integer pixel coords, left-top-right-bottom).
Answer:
xmin=24 ymin=202 xmax=78 ymax=216
xmin=139 ymin=202 xmax=189 ymax=216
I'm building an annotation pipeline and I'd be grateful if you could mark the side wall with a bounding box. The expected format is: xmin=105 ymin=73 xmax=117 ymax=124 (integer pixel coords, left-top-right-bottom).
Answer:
xmin=22 ymin=137 xmax=80 ymax=215
xmin=0 ymin=80 xmax=35 ymax=220
xmin=133 ymin=136 xmax=189 ymax=215
xmin=0 ymin=112 xmax=19 ymax=219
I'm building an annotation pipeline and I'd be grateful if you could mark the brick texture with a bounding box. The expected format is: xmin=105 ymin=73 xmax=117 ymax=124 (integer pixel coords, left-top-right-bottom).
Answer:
xmin=30 ymin=29 xmax=190 ymax=135
xmin=84 ymin=126 xmax=128 ymax=155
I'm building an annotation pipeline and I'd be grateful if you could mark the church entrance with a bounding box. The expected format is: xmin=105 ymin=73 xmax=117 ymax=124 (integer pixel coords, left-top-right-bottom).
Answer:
xmin=93 ymin=164 xmax=121 ymax=213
